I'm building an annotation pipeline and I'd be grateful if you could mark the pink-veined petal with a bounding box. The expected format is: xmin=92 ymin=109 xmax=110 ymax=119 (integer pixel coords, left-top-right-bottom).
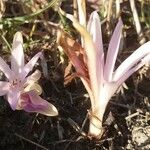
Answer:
xmin=66 ymin=13 xmax=102 ymax=103
xmin=87 ymin=11 xmax=104 ymax=60
xmin=7 ymin=87 xmax=20 ymax=110
xmin=113 ymin=41 xmax=150 ymax=81
xmin=0 ymin=57 xmax=14 ymax=80
xmin=19 ymin=91 xmax=58 ymax=116
xmin=104 ymin=19 xmax=123 ymax=81
xmin=21 ymin=52 xmax=42 ymax=79
xmin=0 ymin=81 xmax=10 ymax=96
xmin=87 ymin=11 xmax=104 ymax=92
xmin=117 ymin=53 xmax=150 ymax=85
xmin=11 ymin=32 xmax=24 ymax=75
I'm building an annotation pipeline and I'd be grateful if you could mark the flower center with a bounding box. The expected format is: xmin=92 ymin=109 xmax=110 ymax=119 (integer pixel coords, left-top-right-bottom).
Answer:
xmin=10 ymin=79 xmax=22 ymax=88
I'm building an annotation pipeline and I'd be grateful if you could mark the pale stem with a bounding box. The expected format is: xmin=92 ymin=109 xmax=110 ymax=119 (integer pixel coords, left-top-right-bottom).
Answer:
xmin=116 ymin=0 xmax=120 ymax=18
xmin=73 ymin=0 xmax=78 ymax=18
xmin=77 ymin=0 xmax=86 ymax=46
xmin=129 ymin=0 xmax=146 ymax=44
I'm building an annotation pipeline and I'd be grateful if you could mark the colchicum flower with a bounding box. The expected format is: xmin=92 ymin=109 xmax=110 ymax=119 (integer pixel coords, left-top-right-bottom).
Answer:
xmin=58 ymin=11 xmax=150 ymax=138
xmin=0 ymin=32 xmax=58 ymax=116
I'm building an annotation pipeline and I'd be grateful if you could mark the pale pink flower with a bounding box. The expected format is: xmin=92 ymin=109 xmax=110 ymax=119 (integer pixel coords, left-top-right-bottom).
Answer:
xmin=0 ymin=32 xmax=58 ymax=116
xmin=62 ymin=11 xmax=150 ymax=137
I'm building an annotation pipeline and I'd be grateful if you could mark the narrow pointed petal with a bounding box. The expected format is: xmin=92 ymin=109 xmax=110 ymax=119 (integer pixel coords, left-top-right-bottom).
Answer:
xmin=21 ymin=52 xmax=42 ymax=79
xmin=113 ymin=41 xmax=150 ymax=81
xmin=0 ymin=81 xmax=10 ymax=96
xmin=0 ymin=57 xmax=14 ymax=80
xmin=19 ymin=91 xmax=58 ymax=116
xmin=104 ymin=19 xmax=123 ymax=81
xmin=117 ymin=53 xmax=150 ymax=85
xmin=7 ymin=88 xmax=20 ymax=110
xmin=66 ymin=13 xmax=103 ymax=103
xmin=87 ymin=11 xmax=104 ymax=59
xmin=25 ymin=70 xmax=41 ymax=85
xmin=11 ymin=32 xmax=24 ymax=75
xmin=87 ymin=11 xmax=104 ymax=96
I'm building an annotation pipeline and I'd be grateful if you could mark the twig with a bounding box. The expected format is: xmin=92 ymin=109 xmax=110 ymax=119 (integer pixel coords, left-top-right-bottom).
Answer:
xmin=15 ymin=133 xmax=49 ymax=150
xmin=0 ymin=0 xmax=59 ymax=24
xmin=129 ymin=0 xmax=146 ymax=45
xmin=73 ymin=0 xmax=78 ymax=18
xmin=116 ymin=0 xmax=120 ymax=18
xmin=0 ymin=34 xmax=12 ymax=51
xmin=77 ymin=0 xmax=86 ymax=46
xmin=77 ymin=0 xmax=86 ymax=27
xmin=125 ymin=111 xmax=140 ymax=120
xmin=109 ymin=101 xmax=131 ymax=109
xmin=67 ymin=118 xmax=87 ymax=137
xmin=107 ymin=0 xmax=113 ymax=22
xmin=81 ymin=112 xmax=89 ymax=131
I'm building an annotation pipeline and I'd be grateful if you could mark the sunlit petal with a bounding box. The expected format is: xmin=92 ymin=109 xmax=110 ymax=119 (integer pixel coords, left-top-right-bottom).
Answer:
xmin=7 ymin=88 xmax=20 ymax=110
xmin=11 ymin=32 xmax=24 ymax=75
xmin=87 ymin=11 xmax=104 ymax=99
xmin=66 ymin=13 xmax=101 ymax=103
xmin=113 ymin=41 xmax=150 ymax=81
xmin=0 ymin=81 xmax=10 ymax=96
xmin=21 ymin=52 xmax=42 ymax=79
xmin=24 ymin=83 xmax=42 ymax=95
xmin=87 ymin=11 xmax=104 ymax=60
xmin=117 ymin=53 xmax=150 ymax=84
xmin=0 ymin=57 xmax=14 ymax=80
xmin=25 ymin=70 xmax=41 ymax=86
xmin=104 ymin=19 xmax=123 ymax=81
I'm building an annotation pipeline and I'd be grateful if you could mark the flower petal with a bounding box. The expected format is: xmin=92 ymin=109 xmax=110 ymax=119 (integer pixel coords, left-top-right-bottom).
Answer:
xmin=66 ymin=13 xmax=102 ymax=103
xmin=25 ymin=70 xmax=41 ymax=85
xmin=21 ymin=52 xmax=42 ymax=79
xmin=19 ymin=91 xmax=58 ymax=116
xmin=24 ymin=82 xmax=42 ymax=95
xmin=0 ymin=57 xmax=14 ymax=80
xmin=7 ymin=87 xmax=20 ymax=110
xmin=113 ymin=41 xmax=150 ymax=81
xmin=117 ymin=53 xmax=150 ymax=84
xmin=11 ymin=32 xmax=24 ymax=75
xmin=87 ymin=11 xmax=105 ymax=98
xmin=104 ymin=19 xmax=123 ymax=81
xmin=87 ymin=11 xmax=104 ymax=61
xmin=0 ymin=81 xmax=10 ymax=96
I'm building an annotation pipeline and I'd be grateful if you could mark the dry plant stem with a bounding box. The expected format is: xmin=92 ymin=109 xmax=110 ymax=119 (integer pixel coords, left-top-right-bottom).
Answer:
xmin=77 ymin=0 xmax=86 ymax=27
xmin=73 ymin=0 xmax=78 ymax=18
xmin=116 ymin=0 xmax=120 ymax=18
xmin=0 ymin=0 xmax=5 ymax=19
xmin=107 ymin=0 xmax=113 ymax=22
xmin=106 ymin=0 xmax=113 ymax=35
xmin=129 ymin=0 xmax=146 ymax=45
xmin=77 ymin=0 xmax=86 ymax=45
xmin=15 ymin=133 xmax=49 ymax=150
